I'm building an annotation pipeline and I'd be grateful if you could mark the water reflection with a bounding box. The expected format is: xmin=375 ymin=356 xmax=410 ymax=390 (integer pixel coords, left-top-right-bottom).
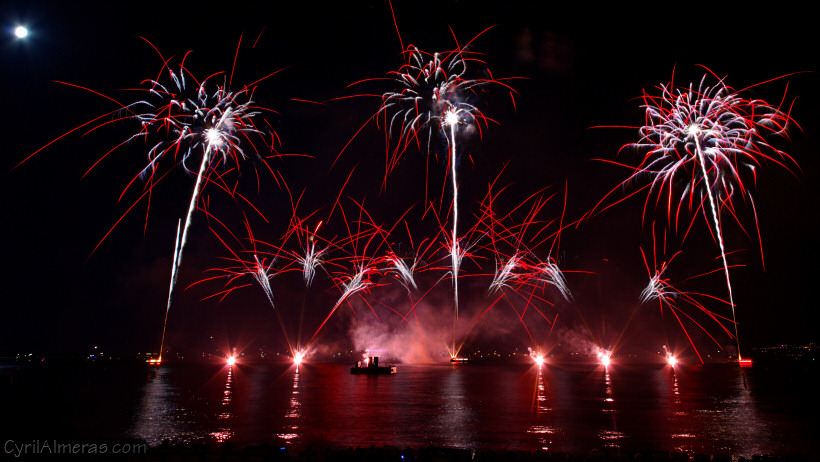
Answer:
xmin=122 ymin=362 xmax=808 ymax=456
xmin=666 ymin=368 xmax=695 ymax=450
xmin=701 ymin=368 xmax=771 ymax=457
xmin=437 ymin=367 xmax=474 ymax=447
xmin=527 ymin=365 xmax=557 ymax=450
xmin=598 ymin=368 xmax=623 ymax=448
xmin=131 ymin=366 xmax=191 ymax=445
xmin=209 ymin=366 xmax=234 ymax=443
xmin=276 ymin=368 xmax=301 ymax=442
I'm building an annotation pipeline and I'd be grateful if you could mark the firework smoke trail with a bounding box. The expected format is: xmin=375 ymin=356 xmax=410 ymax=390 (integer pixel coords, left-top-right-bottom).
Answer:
xmin=604 ymin=71 xmax=797 ymax=362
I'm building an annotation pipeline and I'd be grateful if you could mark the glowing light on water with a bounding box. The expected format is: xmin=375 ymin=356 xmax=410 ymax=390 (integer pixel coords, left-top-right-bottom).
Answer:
xmin=667 ymin=354 xmax=678 ymax=367
xmin=293 ymin=351 xmax=305 ymax=367
xmin=597 ymin=350 xmax=612 ymax=368
xmin=226 ymin=356 xmax=236 ymax=366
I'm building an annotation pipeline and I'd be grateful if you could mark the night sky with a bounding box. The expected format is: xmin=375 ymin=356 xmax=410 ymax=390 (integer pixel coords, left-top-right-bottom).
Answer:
xmin=1 ymin=1 xmax=817 ymax=358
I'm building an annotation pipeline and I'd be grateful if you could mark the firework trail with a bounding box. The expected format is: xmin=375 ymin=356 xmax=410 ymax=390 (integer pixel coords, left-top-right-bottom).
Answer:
xmin=243 ymin=252 xmax=296 ymax=355
xmin=598 ymin=70 xmax=797 ymax=361
xmin=159 ymin=219 xmax=183 ymax=360
xmin=281 ymin=215 xmax=333 ymax=354
xmin=444 ymin=110 xmax=463 ymax=356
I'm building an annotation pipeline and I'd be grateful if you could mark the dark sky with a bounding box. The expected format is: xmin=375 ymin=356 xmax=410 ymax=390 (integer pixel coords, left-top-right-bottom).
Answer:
xmin=1 ymin=1 xmax=817 ymax=358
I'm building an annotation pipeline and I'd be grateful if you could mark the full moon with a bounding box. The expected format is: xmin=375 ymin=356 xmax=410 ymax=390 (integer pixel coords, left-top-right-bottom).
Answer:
xmin=14 ymin=25 xmax=28 ymax=39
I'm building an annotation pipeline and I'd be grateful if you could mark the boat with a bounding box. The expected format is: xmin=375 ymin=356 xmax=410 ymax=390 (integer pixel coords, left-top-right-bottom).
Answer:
xmin=350 ymin=356 xmax=396 ymax=375
xmin=449 ymin=356 xmax=470 ymax=364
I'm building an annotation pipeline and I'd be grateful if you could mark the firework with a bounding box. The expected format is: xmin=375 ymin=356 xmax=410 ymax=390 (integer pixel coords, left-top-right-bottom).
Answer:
xmin=382 ymin=251 xmax=418 ymax=292
xmin=489 ymin=252 xmax=523 ymax=294
xmin=248 ymin=254 xmax=278 ymax=307
xmin=639 ymin=247 xmax=736 ymax=363
xmin=334 ymin=264 xmax=378 ymax=312
xmin=639 ymin=258 xmax=677 ymax=306
xmin=199 ymin=244 xmax=300 ymax=357
xmin=528 ymin=347 xmax=546 ymax=367
xmin=663 ymin=346 xmax=678 ymax=367
xmin=343 ymin=33 xmax=516 ymax=358
xmin=310 ymin=262 xmax=380 ymax=343
xmin=376 ymin=45 xmax=497 ymax=172
xmin=18 ymin=39 xmax=282 ymax=363
xmin=532 ymin=256 xmax=573 ymax=302
xmin=125 ymin=48 xmax=279 ymax=360
xmin=296 ymin=232 xmax=328 ymax=289
xmin=379 ymin=47 xmax=488 ymax=357
xmin=616 ymin=71 xmax=797 ymax=362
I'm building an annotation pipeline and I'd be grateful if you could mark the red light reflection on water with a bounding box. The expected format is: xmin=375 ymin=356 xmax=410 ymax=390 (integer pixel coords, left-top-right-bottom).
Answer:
xmin=209 ymin=367 xmax=234 ymax=443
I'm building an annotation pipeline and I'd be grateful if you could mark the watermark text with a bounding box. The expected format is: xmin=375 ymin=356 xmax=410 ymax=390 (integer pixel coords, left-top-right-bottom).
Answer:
xmin=4 ymin=439 xmax=147 ymax=458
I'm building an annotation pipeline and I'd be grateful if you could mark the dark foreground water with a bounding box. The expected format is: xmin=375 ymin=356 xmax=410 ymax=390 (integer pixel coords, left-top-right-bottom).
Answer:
xmin=2 ymin=361 xmax=817 ymax=459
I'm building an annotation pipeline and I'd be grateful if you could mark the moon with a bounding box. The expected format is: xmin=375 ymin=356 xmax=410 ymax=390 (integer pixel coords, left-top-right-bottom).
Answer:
xmin=14 ymin=25 xmax=28 ymax=39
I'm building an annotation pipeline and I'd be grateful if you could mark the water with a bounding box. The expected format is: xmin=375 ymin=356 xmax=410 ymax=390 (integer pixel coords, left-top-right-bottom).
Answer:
xmin=2 ymin=361 xmax=817 ymax=458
